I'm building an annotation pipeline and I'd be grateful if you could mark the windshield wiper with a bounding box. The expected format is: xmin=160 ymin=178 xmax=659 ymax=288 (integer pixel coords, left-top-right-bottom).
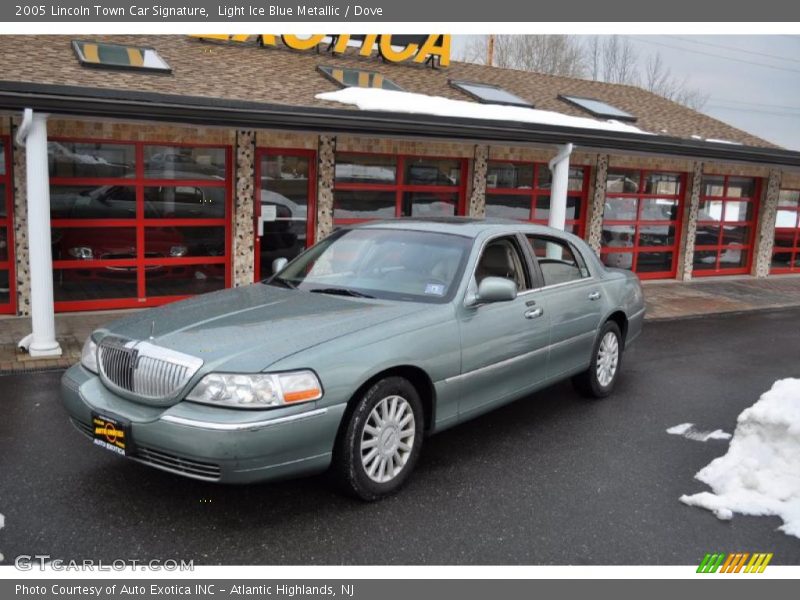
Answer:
xmin=309 ymin=287 xmax=374 ymax=299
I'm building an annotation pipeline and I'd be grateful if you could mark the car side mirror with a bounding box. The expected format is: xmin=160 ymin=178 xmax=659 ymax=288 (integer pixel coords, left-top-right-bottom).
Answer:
xmin=272 ymin=257 xmax=288 ymax=274
xmin=475 ymin=277 xmax=517 ymax=304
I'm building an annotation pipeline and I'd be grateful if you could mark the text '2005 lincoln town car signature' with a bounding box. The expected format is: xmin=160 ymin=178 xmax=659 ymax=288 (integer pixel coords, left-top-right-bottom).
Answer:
xmin=62 ymin=218 xmax=645 ymax=500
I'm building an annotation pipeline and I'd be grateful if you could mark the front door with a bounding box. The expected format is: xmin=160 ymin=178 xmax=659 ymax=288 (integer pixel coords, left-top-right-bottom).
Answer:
xmin=255 ymin=149 xmax=316 ymax=280
xmin=456 ymin=235 xmax=551 ymax=420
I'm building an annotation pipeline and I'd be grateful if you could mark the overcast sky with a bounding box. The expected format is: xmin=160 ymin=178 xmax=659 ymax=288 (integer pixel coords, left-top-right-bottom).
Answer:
xmin=452 ymin=35 xmax=800 ymax=150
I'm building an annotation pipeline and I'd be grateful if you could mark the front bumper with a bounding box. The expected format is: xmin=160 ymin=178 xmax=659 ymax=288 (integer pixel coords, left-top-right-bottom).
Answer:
xmin=61 ymin=364 xmax=347 ymax=484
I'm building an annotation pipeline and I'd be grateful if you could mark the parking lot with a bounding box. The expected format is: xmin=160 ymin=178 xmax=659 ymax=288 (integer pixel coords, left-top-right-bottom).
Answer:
xmin=1 ymin=308 xmax=799 ymax=565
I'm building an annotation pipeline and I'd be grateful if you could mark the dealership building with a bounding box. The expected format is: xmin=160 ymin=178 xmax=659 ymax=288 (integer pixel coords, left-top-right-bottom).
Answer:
xmin=0 ymin=34 xmax=799 ymax=357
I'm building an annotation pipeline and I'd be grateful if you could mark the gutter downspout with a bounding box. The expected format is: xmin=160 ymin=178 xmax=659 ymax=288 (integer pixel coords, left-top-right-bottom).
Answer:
xmin=16 ymin=109 xmax=62 ymax=357
xmin=547 ymin=143 xmax=574 ymax=232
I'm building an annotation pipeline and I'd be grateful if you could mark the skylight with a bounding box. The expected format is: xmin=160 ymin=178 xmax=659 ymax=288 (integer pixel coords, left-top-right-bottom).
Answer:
xmin=559 ymin=95 xmax=636 ymax=121
xmin=317 ymin=65 xmax=403 ymax=91
xmin=450 ymin=80 xmax=533 ymax=107
xmin=72 ymin=40 xmax=171 ymax=73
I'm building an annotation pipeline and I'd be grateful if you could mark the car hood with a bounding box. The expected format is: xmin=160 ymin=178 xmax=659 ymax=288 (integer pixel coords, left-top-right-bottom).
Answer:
xmin=100 ymin=284 xmax=427 ymax=373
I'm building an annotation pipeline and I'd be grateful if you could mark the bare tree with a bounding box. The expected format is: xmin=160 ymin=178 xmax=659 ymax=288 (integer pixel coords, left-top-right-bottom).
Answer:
xmin=644 ymin=51 xmax=710 ymax=110
xmin=455 ymin=35 xmax=585 ymax=77
xmin=601 ymin=36 xmax=639 ymax=85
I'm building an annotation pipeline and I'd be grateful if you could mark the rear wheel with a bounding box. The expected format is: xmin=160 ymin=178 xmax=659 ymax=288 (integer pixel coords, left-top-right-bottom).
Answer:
xmin=572 ymin=321 xmax=622 ymax=398
xmin=333 ymin=376 xmax=423 ymax=501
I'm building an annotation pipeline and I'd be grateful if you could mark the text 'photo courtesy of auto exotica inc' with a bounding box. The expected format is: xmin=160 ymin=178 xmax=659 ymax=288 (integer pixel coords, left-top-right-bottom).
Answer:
xmin=0 ymin=34 xmax=799 ymax=360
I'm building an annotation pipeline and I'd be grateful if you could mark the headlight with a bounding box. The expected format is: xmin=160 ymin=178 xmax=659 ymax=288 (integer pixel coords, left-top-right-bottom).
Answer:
xmin=80 ymin=337 xmax=98 ymax=373
xmin=169 ymin=245 xmax=188 ymax=257
xmin=68 ymin=247 xmax=93 ymax=259
xmin=186 ymin=370 xmax=322 ymax=409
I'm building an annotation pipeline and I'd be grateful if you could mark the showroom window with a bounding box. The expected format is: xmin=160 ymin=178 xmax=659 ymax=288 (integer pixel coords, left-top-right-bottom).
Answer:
xmin=692 ymin=175 xmax=760 ymax=276
xmin=0 ymin=136 xmax=15 ymax=314
xmin=484 ymin=160 xmax=589 ymax=237
xmin=49 ymin=139 xmax=232 ymax=311
xmin=333 ymin=153 xmax=467 ymax=225
xmin=771 ymin=189 xmax=800 ymax=274
xmin=600 ymin=168 xmax=686 ymax=279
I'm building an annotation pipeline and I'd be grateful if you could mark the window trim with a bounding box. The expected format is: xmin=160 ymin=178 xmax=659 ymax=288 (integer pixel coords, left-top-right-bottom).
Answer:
xmin=49 ymin=137 xmax=232 ymax=312
xmin=449 ymin=80 xmax=533 ymax=108
xmin=523 ymin=233 xmax=592 ymax=290
xmin=333 ymin=151 xmax=468 ymax=225
xmin=558 ymin=94 xmax=637 ymax=122
xmin=72 ymin=40 xmax=172 ymax=74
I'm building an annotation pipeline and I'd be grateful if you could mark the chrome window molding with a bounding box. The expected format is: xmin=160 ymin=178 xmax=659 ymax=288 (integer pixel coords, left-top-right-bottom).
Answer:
xmin=159 ymin=407 xmax=329 ymax=431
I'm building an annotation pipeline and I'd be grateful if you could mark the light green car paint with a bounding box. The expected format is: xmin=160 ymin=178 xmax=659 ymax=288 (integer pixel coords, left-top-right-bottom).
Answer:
xmin=61 ymin=218 xmax=645 ymax=484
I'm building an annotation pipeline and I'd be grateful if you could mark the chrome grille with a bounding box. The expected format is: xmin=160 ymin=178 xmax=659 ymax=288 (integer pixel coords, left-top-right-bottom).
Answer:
xmin=97 ymin=336 xmax=203 ymax=403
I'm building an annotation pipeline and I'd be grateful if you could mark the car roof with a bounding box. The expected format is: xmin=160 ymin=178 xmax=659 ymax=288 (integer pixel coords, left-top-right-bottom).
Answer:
xmin=355 ymin=217 xmax=569 ymax=239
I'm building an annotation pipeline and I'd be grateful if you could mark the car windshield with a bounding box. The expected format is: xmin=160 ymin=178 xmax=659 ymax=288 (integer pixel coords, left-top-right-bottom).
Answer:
xmin=266 ymin=228 xmax=472 ymax=303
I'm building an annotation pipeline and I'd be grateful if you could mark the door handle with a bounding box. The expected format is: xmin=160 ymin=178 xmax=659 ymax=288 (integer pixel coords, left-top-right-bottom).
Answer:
xmin=524 ymin=308 xmax=544 ymax=319
xmin=588 ymin=291 xmax=601 ymax=301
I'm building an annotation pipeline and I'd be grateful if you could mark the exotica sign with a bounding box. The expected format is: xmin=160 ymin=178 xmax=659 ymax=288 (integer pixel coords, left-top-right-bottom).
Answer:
xmin=190 ymin=34 xmax=451 ymax=67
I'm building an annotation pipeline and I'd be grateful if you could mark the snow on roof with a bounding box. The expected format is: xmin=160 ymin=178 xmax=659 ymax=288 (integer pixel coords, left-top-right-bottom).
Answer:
xmin=316 ymin=87 xmax=648 ymax=135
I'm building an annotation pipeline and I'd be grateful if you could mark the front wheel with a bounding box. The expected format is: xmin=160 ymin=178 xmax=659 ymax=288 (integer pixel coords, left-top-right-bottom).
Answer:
xmin=572 ymin=321 xmax=623 ymax=398
xmin=333 ymin=376 xmax=423 ymax=501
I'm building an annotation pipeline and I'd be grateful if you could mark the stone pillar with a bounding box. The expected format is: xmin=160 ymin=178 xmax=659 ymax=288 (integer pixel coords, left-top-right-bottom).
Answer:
xmin=752 ymin=169 xmax=782 ymax=278
xmin=232 ymin=130 xmax=256 ymax=287
xmin=316 ymin=135 xmax=336 ymax=241
xmin=584 ymin=154 xmax=608 ymax=256
xmin=12 ymin=117 xmax=30 ymax=316
xmin=676 ymin=161 xmax=703 ymax=281
xmin=469 ymin=144 xmax=488 ymax=218
xmin=19 ymin=111 xmax=61 ymax=357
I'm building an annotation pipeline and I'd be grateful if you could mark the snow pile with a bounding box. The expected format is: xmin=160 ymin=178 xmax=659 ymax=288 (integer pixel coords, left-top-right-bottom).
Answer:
xmin=316 ymin=87 xmax=647 ymax=134
xmin=667 ymin=423 xmax=731 ymax=442
xmin=680 ymin=378 xmax=800 ymax=537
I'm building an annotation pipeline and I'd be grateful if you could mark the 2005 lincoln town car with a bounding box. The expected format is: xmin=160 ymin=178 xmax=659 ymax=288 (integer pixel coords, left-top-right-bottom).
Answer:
xmin=62 ymin=218 xmax=645 ymax=500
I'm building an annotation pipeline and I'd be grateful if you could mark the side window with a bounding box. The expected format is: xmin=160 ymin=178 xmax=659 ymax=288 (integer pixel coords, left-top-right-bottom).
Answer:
xmin=527 ymin=235 xmax=589 ymax=286
xmin=474 ymin=236 xmax=530 ymax=291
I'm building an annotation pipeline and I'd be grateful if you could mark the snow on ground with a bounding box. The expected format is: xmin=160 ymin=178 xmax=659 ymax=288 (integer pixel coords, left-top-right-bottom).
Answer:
xmin=316 ymin=88 xmax=647 ymax=135
xmin=679 ymin=378 xmax=800 ymax=537
xmin=667 ymin=423 xmax=732 ymax=442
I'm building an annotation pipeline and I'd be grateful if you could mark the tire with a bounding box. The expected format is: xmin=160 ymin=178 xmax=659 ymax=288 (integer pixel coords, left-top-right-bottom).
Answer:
xmin=572 ymin=321 xmax=623 ymax=399
xmin=333 ymin=376 xmax=424 ymax=501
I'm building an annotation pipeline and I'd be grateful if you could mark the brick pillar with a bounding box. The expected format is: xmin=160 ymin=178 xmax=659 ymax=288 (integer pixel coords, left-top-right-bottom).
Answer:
xmin=469 ymin=144 xmax=488 ymax=218
xmin=676 ymin=161 xmax=703 ymax=281
xmin=316 ymin=135 xmax=336 ymax=241
xmin=232 ymin=130 xmax=255 ymax=287
xmin=752 ymin=169 xmax=782 ymax=278
xmin=584 ymin=154 xmax=608 ymax=256
xmin=11 ymin=117 xmax=30 ymax=316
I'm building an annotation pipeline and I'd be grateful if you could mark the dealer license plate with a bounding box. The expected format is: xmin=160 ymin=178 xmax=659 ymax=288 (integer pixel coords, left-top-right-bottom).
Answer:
xmin=91 ymin=413 xmax=130 ymax=457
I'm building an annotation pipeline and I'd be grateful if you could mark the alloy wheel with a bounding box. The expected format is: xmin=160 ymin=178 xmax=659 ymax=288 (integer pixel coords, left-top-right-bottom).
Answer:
xmin=360 ymin=395 xmax=416 ymax=483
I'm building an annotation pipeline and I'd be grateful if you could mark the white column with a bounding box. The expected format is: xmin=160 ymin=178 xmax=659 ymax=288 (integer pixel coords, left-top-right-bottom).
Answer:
xmin=18 ymin=110 xmax=62 ymax=357
xmin=547 ymin=143 xmax=574 ymax=231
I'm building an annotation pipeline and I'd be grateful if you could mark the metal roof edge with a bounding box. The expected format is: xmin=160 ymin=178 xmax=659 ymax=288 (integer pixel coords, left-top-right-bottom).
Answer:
xmin=0 ymin=80 xmax=798 ymax=168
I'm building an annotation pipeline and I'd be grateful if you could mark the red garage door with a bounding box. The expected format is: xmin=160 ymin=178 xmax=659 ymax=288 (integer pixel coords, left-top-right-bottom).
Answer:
xmin=0 ymin=136 xmax=15 ymax=314
xmin=49 ymin=139 xmax=232 ymax=311
xmin=484 ymin=161 xmax=589 ymax=237
xmin=692 ymin=175 xmax=760 ymax=276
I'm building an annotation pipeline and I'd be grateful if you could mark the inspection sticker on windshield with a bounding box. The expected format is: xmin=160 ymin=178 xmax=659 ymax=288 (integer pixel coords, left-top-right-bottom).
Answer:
xmin=424 ymin=283 xmax=446 ymax=296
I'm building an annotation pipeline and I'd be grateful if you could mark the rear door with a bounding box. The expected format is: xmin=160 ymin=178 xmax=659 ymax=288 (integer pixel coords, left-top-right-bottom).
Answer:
xmin=456 ymin=234 xmax=551 ymax=420
xmin=524 ymin=234 xmax=603 ymax=380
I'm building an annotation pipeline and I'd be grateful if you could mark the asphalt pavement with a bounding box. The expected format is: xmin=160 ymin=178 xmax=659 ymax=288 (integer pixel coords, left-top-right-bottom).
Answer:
xmin=1 ymin=308 xmax=799 ymax=565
